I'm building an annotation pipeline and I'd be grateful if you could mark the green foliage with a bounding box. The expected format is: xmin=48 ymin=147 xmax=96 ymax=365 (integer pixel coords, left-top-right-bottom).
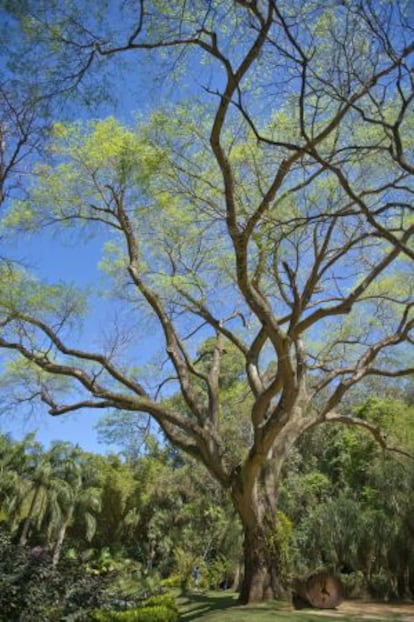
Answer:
xmin=0 ymin=530 xmax=109 ymax=621
xmin=2 ymin=390 xmax=414 ymax=603
xmin=141 ymin=594 xmax=176 ymax=609
xmin=95 ymin=412 xmax=151 ymax=461
xmin=338 ymin=571 xmax=365 ymax=599
xmin=205 ymin=556 xmax=234 ymax=590
xmin=86 ymin=607 xmax=177 ymax=622
xmin=0 ymin=429 xmax=241 ymax=598
xmin=160 ymin=574 xmax=182 ymax=590
xmin=275 ymin=512 xmax=293 ymax=583
xmin=354 ymin=396 xmax=414 ymax=448
xmin=85 ymin=594 xmax=178 ymax=622
xmin=279 ymin=396 xmax=414 ymax=598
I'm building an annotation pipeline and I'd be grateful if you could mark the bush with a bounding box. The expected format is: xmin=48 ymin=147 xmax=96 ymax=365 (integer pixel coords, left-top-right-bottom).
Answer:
xmin=84 ymin=594 xmax=178 ymax=622
xmin=0 ymin=531 xmax=110 ymax=622
xmin=141 ymin=594 xmax=176 ymax=610
xmin=206 ymin=556 xmax=232 ymax=590
xmin=368 ymin=570 xmax=395 ymax=600
xmin=86 ymin=605 xmax=177 ymax=622
xmin=340 ymin=571 xmax=365 ymax=598
xmin=160 ymin=574 xmax=181 ymax=589
xmin=0 ymin=532 xmax=152 ymax=621
xmin=0 ymin=531 xmax=176 ymax=621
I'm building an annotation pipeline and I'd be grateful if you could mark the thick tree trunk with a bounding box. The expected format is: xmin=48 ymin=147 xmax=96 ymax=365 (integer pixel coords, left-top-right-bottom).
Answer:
xmin=230 ymin=412 xmax=307 ymax=604
xmin=237 ymin=514 xmax=289 ymax=604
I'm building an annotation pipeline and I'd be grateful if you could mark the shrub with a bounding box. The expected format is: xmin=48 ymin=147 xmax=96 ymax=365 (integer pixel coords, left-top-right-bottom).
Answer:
xmin=368 ymin=570 xmax=395 ymax=600
xmin=86 ymin=605 xmax=178 ymax=622
xmin=205 ymin=556 xmax=233 ymax=590
xmin=339 ymin=571 xmax=365 ymax=598
xmin=141 ymin=594 xmax=176 ymax=610
xmin=0 ymin=532 xmax=110 ymax=621
xmin=84 ymin=594 xmax=178 ymax=622
xmin=160 ymin=574 xmax=181 ymax=589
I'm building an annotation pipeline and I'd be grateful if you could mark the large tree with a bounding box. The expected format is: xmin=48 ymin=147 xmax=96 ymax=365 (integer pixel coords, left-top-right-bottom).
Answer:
xmin=0 ymin=0 xmax=413 ymax=603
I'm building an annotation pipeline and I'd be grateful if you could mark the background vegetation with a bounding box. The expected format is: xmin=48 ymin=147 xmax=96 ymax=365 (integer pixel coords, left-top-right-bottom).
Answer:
xmin=0 ymin=386 xmax=413 ymax=619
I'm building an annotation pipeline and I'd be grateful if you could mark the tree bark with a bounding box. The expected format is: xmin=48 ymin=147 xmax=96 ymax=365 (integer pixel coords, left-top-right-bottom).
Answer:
xmin=238 ymin=520 xmax=288 ymax=604
xmin=231 ymin=471 xmax=289 ymax=604
xmin=231 ymin=562 xmax=243 ymax=592
xmin=230 ymin=418 xmax=305 ymax=604
xmin=52 ymin=520 xmax=68 ymax=566
xmin=52 ymin=507 xmax=73 ymax=566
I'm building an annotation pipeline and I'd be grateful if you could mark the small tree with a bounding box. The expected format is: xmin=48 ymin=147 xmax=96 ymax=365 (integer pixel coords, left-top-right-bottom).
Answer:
xmin=0 ymin=0 xmax=413 ymax=603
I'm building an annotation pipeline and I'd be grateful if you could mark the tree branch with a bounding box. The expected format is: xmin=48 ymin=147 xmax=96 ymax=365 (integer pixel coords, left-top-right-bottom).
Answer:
xmin=324 ymin=412 xmax=414 ymax=460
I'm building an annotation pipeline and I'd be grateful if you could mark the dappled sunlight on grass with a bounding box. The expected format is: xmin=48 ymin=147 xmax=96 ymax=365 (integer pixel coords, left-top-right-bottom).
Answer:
xmin=177 ymin=591 xmax=412 ymax=622
xmin=178 ymin=590 xmax=328 ymax=621
xmin=178 ymin=590 xmax=238 ymax=620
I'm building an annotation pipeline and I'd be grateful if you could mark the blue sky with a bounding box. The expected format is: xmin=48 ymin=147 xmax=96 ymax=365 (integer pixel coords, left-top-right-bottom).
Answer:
xmin=0 ymin=232 xmax=115 ymax=453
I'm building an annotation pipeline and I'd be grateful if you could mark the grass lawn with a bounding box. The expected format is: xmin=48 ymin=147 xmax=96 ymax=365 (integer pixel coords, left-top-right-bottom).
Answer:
xmin=177 ymin=591 xmax=407 ymax=622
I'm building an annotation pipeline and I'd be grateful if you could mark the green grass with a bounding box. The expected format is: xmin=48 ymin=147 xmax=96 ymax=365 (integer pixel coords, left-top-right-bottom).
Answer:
xmin=177 ymin=591 xmax=405 ymax=622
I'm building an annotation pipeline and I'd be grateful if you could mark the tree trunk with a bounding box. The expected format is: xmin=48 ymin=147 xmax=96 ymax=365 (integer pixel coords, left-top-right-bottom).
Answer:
xmin=19 ymin=485 xmax=41 ymax=546
xmin=52 ymin=507 xmax=73 ymax=566
xmin=231 ymin=562 xmax=243 ymax=592
xmin=237 ymin=517 xmax=288 ymax=604
xmin=19 ymin=514 xmax=32 ymax=547
xmin=230 ymin=415 xmax=307 ymax=604
xmin=52 ymin=521 xmax=67 ymax=566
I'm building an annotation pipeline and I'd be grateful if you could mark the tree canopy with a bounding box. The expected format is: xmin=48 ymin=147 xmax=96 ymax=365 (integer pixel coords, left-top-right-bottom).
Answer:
xmin=0 ymin=0 xmax=412 ymax=604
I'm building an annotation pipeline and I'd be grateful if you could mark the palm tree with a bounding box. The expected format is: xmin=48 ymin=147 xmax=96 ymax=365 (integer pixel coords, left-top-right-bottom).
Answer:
xmin=0 ymin=434 xmax=30 ymax=529
xmin=45 ymin=443 xmax=102 ymax=565
xmin=0 ymin=432 xmax=52 ymax=546
xmin=18 ymin=454 xmax=55 ymax=545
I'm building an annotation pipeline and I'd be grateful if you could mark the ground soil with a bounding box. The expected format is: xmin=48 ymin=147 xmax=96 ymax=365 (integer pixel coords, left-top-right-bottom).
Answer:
xmin=311 ymin=601 xmax=414 ymax=621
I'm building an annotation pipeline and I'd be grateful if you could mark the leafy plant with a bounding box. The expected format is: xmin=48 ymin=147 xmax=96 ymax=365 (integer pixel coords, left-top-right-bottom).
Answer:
xmin=0 ymin=530 xmax=108 ymax=621
xmin=84 ymin=594 xmax=178 ymax=622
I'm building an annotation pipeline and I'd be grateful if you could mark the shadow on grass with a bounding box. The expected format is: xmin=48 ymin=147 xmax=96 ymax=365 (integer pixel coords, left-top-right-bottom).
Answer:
xmin=178 ymin=590 xmax=238 ymax=621
xmin=177 ymin=592 xmax=374 ymax=622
